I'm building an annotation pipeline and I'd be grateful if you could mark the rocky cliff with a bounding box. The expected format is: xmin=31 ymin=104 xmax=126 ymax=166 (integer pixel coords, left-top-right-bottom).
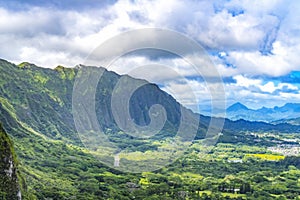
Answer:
xmin=0 ymin=124 xmax=22 ymax=200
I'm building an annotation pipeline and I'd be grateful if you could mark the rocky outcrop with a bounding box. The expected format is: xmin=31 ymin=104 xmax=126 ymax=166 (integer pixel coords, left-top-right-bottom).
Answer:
xmin=0 ymin=124 xmax=22 ymax=200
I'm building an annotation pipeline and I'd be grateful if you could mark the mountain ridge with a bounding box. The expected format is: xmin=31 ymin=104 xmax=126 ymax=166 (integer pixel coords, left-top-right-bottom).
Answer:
xmin=1 ymin=58 xmax=300 ymax=198
xmin=226 ymin=102 xmax=249 ymax=112
xmin=1 ymin=58 xmax=299 ymax=140
xmin=226 ymin=102 xmax=300 ymax=122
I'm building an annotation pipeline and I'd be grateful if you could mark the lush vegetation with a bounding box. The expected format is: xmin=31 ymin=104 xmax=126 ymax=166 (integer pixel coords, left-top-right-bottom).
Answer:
xmin=12 ymin=136 xmax=300 ymax=199
xmin=0 ymin=124 xmax=30 ymax=199
xmin=0 ymin=59 xmax=300 ymax=199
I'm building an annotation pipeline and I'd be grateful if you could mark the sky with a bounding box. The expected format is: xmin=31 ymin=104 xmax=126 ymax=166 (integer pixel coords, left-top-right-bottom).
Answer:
xmin=0 ymin=0 xmax=300 ymax=112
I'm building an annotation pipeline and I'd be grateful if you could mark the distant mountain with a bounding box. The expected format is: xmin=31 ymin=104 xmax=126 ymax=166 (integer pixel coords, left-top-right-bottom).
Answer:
xmin=226 ymin=102 xmax=300 ymax=122
xmin=227 ymin=102 xmax=249 ymax=112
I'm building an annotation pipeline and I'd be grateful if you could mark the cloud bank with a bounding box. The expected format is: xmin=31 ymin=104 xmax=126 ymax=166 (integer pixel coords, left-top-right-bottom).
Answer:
xmin=0 ymin=0 xmax=299 ymax=110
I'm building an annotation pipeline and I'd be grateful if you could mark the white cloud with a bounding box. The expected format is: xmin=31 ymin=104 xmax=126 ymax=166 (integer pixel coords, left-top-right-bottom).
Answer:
xmin=259 ymin=82 xmax=277 ymax=93
xmin=227 ymin=74 xmax=300 ymax=109
xmin=232 ymin=75 xmax=299 ymax=93
xmin=110 ymin=56 xmax=193 ymax=83
xmin=1 ymin=0 xmax=299 ymax=72
xmin=0 ymin=0 xmax=300 ymax=110
xmin=233 ymin=75 xmax=262 ymax=88
xmin=226 ymin=40 xmax=300 ymax=76
xmin=0 ymin=6 xmax=111 ymax=67
xmin=257 ymin=82 xmax=298 ymax=93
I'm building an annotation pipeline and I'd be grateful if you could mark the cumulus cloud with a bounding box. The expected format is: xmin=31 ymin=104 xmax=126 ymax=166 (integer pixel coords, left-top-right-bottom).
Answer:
xmin=161 ymin=79 xmax=226 ymax=112
xmin=232 ymin=75 xmax=299 ymax=94
xmin=227 ymin=74 xmax=300 ymax=109
xmin=0 ymin=0 xmax=299 ymax=110
xmin=0 ymin=6 xmax=113 ymax=67
xmin=1 ymin=0 xmax=299 ymax=72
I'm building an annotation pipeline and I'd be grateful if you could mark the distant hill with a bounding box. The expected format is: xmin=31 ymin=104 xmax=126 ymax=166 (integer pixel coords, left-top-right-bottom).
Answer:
xmin=272 ymin=117 xmax=300 ymax=126
xmin=226 ymin=102 xmax=300 ymax=122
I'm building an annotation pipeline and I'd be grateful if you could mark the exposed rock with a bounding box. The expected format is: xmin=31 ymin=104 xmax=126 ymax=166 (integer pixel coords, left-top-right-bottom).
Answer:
xmin=0 ymin=124 xmax=22 ymax=200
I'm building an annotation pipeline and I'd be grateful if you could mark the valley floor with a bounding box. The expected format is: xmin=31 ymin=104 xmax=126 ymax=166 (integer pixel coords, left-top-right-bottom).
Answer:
xmin=12 ymin=131 xmax=300 ymax=200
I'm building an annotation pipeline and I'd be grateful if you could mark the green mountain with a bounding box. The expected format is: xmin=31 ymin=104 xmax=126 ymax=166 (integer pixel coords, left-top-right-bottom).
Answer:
xmin=0 ymin=59 xmax=203 ymax=143
xmin=1 ymin=59 xmax=298 ymax=144
xmin=1 ymin=58 xmax=300 ymax=199
xmin=0 ymin=59 xmax=206 ymax=198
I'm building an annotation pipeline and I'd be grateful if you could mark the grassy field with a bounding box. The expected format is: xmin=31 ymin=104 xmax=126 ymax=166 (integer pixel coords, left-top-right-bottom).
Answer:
xmin=198 ymin=190 xmax=247 ymax=198
xmin=245 ymin=154 xmax=285 ymax=161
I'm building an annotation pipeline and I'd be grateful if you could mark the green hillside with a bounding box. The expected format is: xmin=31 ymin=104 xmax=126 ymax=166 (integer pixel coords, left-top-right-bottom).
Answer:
xmin=0 ymin=124 xmax=27 ymax=200
xmin=0 ymin=59 xmax=300 ymax=199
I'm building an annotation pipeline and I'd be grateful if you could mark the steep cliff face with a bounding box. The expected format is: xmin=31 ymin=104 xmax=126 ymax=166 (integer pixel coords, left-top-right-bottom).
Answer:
xmin=0 ymin=124 xmax=22 ymax=200
xmin=0 ymin=59 xmax=207 ymax=143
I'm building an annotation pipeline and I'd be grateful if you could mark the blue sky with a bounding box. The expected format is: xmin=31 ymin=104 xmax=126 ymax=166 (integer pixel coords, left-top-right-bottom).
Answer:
xmin=0 ymin=0 xmax=299 ymax=111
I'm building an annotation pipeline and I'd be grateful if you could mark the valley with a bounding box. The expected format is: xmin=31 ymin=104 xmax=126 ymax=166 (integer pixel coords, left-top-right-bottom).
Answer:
xmin=0 ymin=59 xmax=300 ymax=199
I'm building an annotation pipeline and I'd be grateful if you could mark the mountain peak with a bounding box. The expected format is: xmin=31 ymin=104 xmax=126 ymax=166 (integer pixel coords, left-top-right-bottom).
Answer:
xmin=18 ymin=62 xmax=36 ymax=69
xmin=227 ymin=102 xmax=249 ymax=112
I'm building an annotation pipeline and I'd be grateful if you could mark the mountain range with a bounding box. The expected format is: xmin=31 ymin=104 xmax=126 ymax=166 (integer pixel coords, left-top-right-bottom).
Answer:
xmin=226 ymin=102 xmax=300 ymax=123
xmin=1 ymin=59 xmax=298 ymax=143
xmin=0 ymin=58 xmax=300 ymax=198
